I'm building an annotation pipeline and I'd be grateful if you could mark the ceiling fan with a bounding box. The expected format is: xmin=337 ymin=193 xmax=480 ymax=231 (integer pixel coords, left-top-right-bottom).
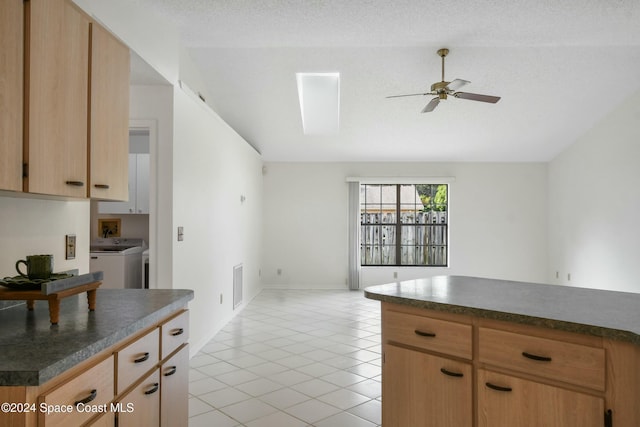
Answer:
xmin=387 ymin=48 xmax=501 ymax=113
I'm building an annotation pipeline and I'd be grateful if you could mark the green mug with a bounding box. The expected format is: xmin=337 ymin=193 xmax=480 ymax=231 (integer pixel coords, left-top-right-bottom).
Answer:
xmin=16 ymin=254 xmax=54 ymax=280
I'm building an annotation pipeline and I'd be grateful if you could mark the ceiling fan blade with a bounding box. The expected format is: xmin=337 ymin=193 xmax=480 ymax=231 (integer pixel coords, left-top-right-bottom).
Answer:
xmin=386 ymin=92 xmax=431 ymax=99
xmin=445 ymin=79 xmax=470 ymax=91
xmin=421 ymin=97 xmax=440 ymax=113
xmin=454 ymin=92 xmax=501 ymax=103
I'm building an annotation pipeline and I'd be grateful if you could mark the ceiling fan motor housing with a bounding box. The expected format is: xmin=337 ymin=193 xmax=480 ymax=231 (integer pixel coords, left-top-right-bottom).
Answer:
xmin=431 ymin=81 xmax=450 ymax=99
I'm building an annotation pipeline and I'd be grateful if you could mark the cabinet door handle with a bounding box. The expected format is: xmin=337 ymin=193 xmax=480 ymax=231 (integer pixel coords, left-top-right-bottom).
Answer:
xmin=485 ymin=382 xmax=512 ymax=392
xmin=65 ymin=180 xmax=84 ymax=187
xmin=134 ymin=352 xmax=150 ymax=363
xmin=164 ymin=366 xmax=177 ymax=377
xmin=74 ymin=389 xmax=97 ymax=406
xmin=440 ymin=368 xmax=464 ymax=378
xmin=414 ymin=329 xmax=436 ymax=337
xmin=171 ymin=328 xmax=184 ymax=336
xmin=94 ymin=184 xmax=110 ymax=189
xmin=522 ymin=351 xmax=552 ymax=362
xmin=144 ymin=382 xmax=159 ymax=395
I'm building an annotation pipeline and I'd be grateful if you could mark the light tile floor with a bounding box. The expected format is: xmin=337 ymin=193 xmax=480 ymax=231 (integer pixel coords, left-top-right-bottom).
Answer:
xmin=189 ymin=289 xmax=382 ymax=427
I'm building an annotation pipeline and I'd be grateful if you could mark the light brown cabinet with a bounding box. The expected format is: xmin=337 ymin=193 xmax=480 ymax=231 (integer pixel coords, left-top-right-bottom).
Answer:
xmin=37 ymin=356 xmax=114 ymax=427
xmin=116 ymin=328 xmax=159 ymax=394
xmin=477 ymin=369 xmax=604 ymax=427
xmin=160 ymin=345 xmax=189 ymax=427
xmin=383 ymin=343 xmax=472 ymax=427
xmin=13 ymin=0 xmax=129 ymax=199
xmin=0 ymin=0 xmax=23 ymax=192
xmin=381 ymin=302 xmax=640 ymax=427
xmin=0 ymin=309 xmax=189 ymax=427
xmin=117 ymin=370 xmax=160 ymax=427
xmin=89 ymin=23 xmax=130 ymax=201
xmin=25 ymin=0 xmax=90 ymax=198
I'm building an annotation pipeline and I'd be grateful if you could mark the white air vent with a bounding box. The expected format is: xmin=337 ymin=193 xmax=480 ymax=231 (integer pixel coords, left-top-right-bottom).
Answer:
xmin=233 ymin=264 xmax=243 ymax=309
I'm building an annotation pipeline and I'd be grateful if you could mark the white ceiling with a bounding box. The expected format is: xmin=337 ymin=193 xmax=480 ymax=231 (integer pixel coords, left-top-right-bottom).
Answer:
xmin=131 ymin=0 xmax=640 ymax=162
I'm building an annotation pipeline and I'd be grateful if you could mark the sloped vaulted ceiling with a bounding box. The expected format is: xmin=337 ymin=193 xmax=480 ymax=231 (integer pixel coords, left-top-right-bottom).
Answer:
xmin=131 ymin=0 xmax=640 ymax=162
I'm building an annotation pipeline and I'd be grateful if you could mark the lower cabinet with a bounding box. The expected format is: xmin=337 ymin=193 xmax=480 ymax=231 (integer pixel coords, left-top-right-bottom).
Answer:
xmin=383 ymin=344 xmax=472 ymax=427
xmin=0 ymin=308 xmax=189 ymax=427
xmin=38 ymin=356 xmax=114 ymax=427
xmin=117 ymin=370 xmax=161 ymax=427
xmin=477 ymin=369 xmax=604 ymax=427
xmin=160 ymin=344 xmax=189 ymax=427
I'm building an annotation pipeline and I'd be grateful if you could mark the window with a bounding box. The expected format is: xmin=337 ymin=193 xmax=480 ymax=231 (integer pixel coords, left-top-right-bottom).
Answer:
xmin=360 ymin=184 xmax=448 ymax=266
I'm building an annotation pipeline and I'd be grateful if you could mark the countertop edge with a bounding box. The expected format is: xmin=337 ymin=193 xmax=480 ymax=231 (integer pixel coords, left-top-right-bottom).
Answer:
xmin=2 ymin=290 xmax=194 ymax=387
xmin=364 ymin=287 xmax=640 ymax=346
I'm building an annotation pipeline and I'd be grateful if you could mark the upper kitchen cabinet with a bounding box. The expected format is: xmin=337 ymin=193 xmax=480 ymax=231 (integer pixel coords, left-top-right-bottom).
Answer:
xmin=89 ymin=23 xmax=130 ymax=201
xmin=0 ymin=0 xmax=23 ymax=192
xmin=25 ymin=0 xmax=90 ymax=198
xmin=23 ymin=0 xmax=130 ymax=200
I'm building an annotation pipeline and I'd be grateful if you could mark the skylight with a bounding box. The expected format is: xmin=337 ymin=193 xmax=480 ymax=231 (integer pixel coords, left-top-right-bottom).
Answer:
xmin=296 ymin=73 xmax=340 ymax=135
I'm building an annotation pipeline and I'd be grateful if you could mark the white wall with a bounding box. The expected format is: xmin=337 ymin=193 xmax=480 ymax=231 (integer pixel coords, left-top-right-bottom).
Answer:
xmin=262 ymin=162 xmax=548 ymax=288
xmin=172 ymin=88 xmax=263 ymax=353
xmin=128 ymin=85 xmax=174 ymax=290
xmin=548 ymin=89 xmax=640 ymax=293
xmin=0 ymin=195 xmax=90 ymax=279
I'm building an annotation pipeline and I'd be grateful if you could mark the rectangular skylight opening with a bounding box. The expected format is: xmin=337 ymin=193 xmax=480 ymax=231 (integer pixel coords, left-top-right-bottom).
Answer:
xmin=296 ymin=72 xmax=340 ymax=135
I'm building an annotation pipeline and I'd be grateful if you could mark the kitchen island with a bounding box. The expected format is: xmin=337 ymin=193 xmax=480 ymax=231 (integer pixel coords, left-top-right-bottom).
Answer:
xmin=365 ymin=276 xmax=640 ymax=427
xmin=0 ymin=288 xmax=193 ymax=426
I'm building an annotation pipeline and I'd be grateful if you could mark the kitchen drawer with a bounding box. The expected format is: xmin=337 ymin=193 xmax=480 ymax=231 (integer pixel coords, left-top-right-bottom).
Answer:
xmin=116 ymin=328 xmax=159 ymax=394
xmin=384 ymin=308 xmax=472 ymax=359
xmin=38 ymin=355 xmax=114 ymax=427
xmin=161 ymin=310 xmax=189 ymax=359
xmin=478 ymin=327 xmax=605 ymax=391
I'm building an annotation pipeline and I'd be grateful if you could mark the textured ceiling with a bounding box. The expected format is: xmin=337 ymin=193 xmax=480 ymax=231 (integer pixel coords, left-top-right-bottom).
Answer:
xmin=131 ymin=0 xmax=640 ymax=162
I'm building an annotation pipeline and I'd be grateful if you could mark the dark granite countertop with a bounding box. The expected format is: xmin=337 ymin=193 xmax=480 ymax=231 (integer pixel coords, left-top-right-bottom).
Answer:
xmin=0 ymin=288 xmax=194 ymax=386
xmin=364 ymin=275 xmax=640 ymax=345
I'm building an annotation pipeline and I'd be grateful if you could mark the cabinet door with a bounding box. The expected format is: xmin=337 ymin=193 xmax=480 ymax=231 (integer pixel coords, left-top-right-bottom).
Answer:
xmin=478 ymin=369 xmax=604 ymax=427
xmin=38 ymin=356 xmax=114 ymax=427
xmin=0 ymin=0 xmax=23 ymax=192
xmin=383 ymin=344 xmax=472 ymax=427
xmin=89 ymin=23 xmax=130 ymax=201
xmin=117 ymin=370 xmax=160 ymax=427
xmin=134 ymin=153 xmax=150 ymax=213
xmin=160 ymin=344 xmax=188 ymax=427
xmin=98 ymin=154 xmax=136 ymax=213
xmin=26 ymin=0 xmax=89 ymax=197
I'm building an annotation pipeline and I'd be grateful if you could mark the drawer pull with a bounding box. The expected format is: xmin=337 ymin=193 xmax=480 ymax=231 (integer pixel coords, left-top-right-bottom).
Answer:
xmin=414 ymin=329 xmax=436 ymax=338
xmin=65 ymin=180 xmax=84 ymax=187
xmin=94 ymin=184 xmax=110 ymax=189
xmin=144 ymin=383 xmax=159 ymax=395
xmin=440 ymin=368 xmax=464 ymax=378
xmin=486 ymin=382 xmax=512 ymax=392
xmin=522 ymin=351 xmax=552 ymax=362
xmin=74 ymin=389 xmax=97 ymax=406
xmin=170 ymin=328 xmax=184 ymax=336
xmin=134 ymin=352 xmax=150 ymax=363
xmin=164 ymin=366 xmax=177 ymax=377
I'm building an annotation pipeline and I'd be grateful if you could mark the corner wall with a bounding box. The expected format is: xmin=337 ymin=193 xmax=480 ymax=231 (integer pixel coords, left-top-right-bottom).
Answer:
xmin=548 ymin=89 xmax=640 ymax=292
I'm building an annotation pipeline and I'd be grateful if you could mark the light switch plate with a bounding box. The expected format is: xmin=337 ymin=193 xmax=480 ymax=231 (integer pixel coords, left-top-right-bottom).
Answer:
xmin=177 ymin=226 xmax=184 ymax=241
xmin=66 ymin=234 xmax=76 ymax=259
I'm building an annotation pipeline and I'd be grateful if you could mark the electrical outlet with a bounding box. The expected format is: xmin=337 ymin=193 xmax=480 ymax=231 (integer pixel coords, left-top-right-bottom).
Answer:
xmin=65 ymin=234 xmax=76 ymax=260
xmin=393 ymin=271 xmax=398 ymax=279
xmin=220 ymin=293 xmax=223 ymax=304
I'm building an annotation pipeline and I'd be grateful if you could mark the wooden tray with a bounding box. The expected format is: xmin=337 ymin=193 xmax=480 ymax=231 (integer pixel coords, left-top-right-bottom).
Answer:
xmin=0 ymin=272 xmax=104 ymax=325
